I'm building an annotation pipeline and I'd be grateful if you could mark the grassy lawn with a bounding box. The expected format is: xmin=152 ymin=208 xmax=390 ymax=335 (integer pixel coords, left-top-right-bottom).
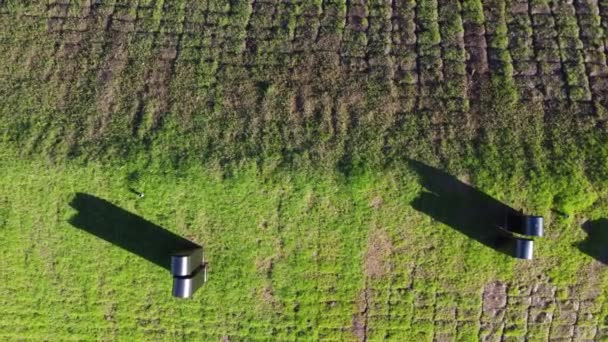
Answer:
xmin=2 ymin=142 xmax=608 ymax=339
xmin=3 ymin=0 xmax=608 ymax=340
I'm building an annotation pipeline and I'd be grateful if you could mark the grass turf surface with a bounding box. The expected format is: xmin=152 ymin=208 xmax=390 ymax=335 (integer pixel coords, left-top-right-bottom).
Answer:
xmin=2 ymin=145 xmax=608 ymax=340
xmin=3 ymin=0 xmax=608 ymax=340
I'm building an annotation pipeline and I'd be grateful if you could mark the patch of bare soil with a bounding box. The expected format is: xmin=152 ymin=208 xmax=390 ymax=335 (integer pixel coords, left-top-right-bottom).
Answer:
xmin=258 ymin=283 xmax=281 ymax=311
xmin=91 ymin=36 xmax=128 ymax=140
xmin=370 ymin=195 xmax=383 ymax=210
xmin=146 ymin=55 xmax=173 ymax=129
xmin=571 ymin=261 xmax=604 ymax=300
xmin=364 ymin=229 xmax=393 ymax=278
xmin=255 ymin=256 xmax=274 ymax=277
xmin=482 ymin=281 xmax=507 ymax=319
xmin=354 ymin=228 xmax=391 ymax=341
xmin=352 ymin=288 xmax=369 ymax=342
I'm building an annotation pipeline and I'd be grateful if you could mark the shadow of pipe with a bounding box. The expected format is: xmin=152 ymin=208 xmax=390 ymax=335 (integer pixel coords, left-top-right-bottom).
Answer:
xmin=68 ymin=192 xmax=200 ymax=271
xmin=576 ymin=218 xmax=608 ymax=264
xmin=409 ymin=160 xmax=523 ymax=257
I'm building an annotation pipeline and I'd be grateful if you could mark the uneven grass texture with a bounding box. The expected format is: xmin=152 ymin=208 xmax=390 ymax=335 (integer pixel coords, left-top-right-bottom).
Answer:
xmin=2 ymin=0 xmax=608 ymax=341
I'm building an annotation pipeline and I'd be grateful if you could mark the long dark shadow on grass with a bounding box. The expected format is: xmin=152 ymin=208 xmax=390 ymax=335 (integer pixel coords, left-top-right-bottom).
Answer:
xmin=409 ymin=160 xmax=521 ymax=257
xmin=577 ymin=219 xmax=608 ymax=264
xmin=68 ymin=193 xmax=200 ymax=271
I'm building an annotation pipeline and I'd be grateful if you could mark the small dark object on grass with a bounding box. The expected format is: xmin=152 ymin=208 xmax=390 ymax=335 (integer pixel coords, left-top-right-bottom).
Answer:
xmin=552 ymin=208 xmax=570 ymax=219
xmin=128 ymin=187 xmax=145 ymax=198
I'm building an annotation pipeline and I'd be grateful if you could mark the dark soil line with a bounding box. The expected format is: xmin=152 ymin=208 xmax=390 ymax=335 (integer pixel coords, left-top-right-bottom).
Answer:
xmin=548 ymin=1 xmax=577 ymax=105
xmin=131 ymin=89 xmax=147 ymax=136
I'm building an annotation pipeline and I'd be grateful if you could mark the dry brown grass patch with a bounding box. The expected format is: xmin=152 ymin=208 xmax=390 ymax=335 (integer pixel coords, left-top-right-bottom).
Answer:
xmin=364 ymin=229 xmax=393 ymax=278
xmin=352 ymin=288 xmax=369 ymax=341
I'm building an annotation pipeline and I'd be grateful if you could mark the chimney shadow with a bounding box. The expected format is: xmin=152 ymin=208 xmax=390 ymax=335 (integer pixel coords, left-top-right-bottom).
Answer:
xmin=68 ymin=192 xmax=200 ymax=271
xmin=577 ymin=218 xmax=608 ymax=264
xmin=409 ymin=160 xmax=523 ymax=257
